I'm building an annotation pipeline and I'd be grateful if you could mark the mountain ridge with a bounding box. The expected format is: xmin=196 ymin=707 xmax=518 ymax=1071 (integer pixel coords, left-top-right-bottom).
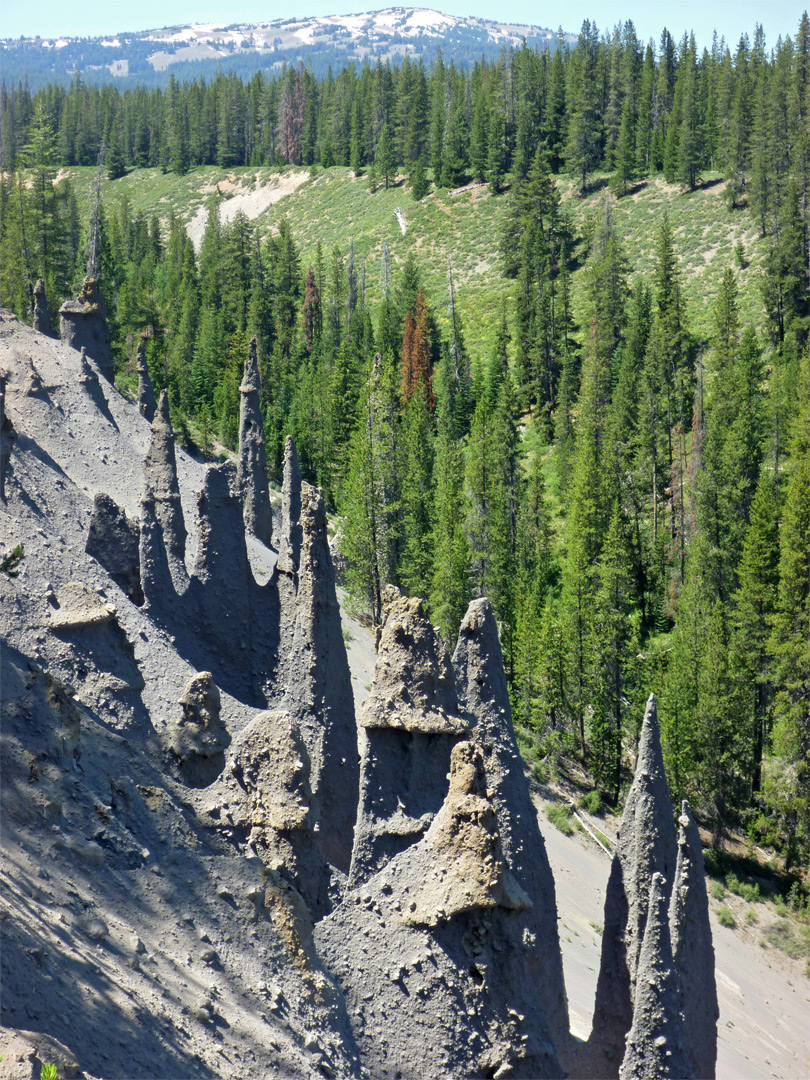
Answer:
xmin=0 ymin=7 xmax=573 ymax=88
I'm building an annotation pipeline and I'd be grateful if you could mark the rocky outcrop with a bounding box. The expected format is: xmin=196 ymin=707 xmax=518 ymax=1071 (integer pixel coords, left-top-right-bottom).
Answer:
xmin=59 ymin=277 xmax=114 ymax=381
xmin=619 ymin=873 xmax=693 ymax=1080
xmin=190 ymin=462 xmax=256 ymax=698
xmin=277 ymin=435 xmax=302 ymax=577
xmin=85 ymin=492 xmax=143 ymax=604
xmin=221 ymin=709 xmax=333 ymax=917
xmin=136 ymin=341 xmax=157 ymax=423
xmin=453 ymin=597 xmax=571 ymax=1058
xmin=141 ymin=390 xmax=188 ymax=590
xmin=669 ymin=801 xmax=718 ymax=1079
xmin=316 ymin=740 xmax=562 ymax=1080
xmin=589 ymin=694 xmax=678 ymax=1077
xmin=350 ymin=588 xmax=469 ymax=887
xmin=286 ymin=483 xmax=358 ymax=875
xmin=236 ymin=337 xmax=273 ymax=547
xmin=0 ymin=370 xmax=14 ymax=501
xmin=32 ymin=278 xmax=53 ymax=337
xmin=403 ymin=740 xmax=530 ymax=926
xmin=49 ymin=582 xmax=118 ymax=631
xmin=165 ymin=671 xmax=230 ymax=788
xmin=21 ymin=358 xmax=44 ymax=398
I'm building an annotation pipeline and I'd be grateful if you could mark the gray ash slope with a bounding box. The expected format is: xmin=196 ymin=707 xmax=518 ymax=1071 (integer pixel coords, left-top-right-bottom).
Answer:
xmin=1 ymin=306 xmax=717 ymax=1079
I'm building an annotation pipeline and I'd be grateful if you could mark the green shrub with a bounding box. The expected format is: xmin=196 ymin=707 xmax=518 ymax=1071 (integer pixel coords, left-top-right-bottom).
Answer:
xmin=746 ymin=909 xmax=758 ymax=925
xmin=726 ymin=872 xmax=760 ymax=903
xmin=41 ymin=1066 xmax=58 ymax=1080
xmin=717 ymin=906 xmax=736 ymax=928
xmin=532 ymin=761 xmax=548 ymax=785
xmin=579 ymin=790 xmax=602 ymax=815
xmin=711 ymin=881 xmax=726 ymax=901
xmin=0 ymin=544 xmax=24 ymax=577
xmin=546 ymin=803 xmax=575 ymax=837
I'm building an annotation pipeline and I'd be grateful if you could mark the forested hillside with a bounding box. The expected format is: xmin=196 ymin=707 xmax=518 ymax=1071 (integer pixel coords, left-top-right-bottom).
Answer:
xmin=1 ymin=13 xmax=808 ymax=875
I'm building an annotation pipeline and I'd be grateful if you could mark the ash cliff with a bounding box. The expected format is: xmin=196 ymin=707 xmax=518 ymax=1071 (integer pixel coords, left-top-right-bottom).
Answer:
xmin=0 ymin=310 xmax=717 ymax=1080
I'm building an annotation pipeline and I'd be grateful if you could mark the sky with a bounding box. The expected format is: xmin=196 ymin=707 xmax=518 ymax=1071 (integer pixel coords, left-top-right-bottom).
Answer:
xmin=2 ymin=0 xmax=804 ymax=52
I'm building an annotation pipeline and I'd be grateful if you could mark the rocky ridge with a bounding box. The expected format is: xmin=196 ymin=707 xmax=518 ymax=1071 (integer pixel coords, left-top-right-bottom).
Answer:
xmin=0 ymin=306 xmax=718 ymax=1079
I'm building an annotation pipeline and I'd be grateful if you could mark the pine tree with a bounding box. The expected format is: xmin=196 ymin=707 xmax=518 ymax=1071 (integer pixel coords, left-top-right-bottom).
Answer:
xmin=341 ymin=353 xmax=400 ymax=624
xmin=430 ymin=427 xmax=470 ymax=643
xmin=375 ymin=120 xmax=395 ymax=190
xmin=732 ymin=473 xmax=779 ymax=797
xmin=398 ymin=386 xmax=435 ymax=599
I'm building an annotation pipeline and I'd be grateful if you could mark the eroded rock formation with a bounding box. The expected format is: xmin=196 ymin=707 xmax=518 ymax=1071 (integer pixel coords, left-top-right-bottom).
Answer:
xmin=0 ymin=370 xmax=14 ymax=501
xmin=286 ymin=483 xmax=359 ymax=874
xmin=669 ymin=801 xmax=718 ymax=1079
xmin=166 ymin=671 xmax=230 ymax=787
xmin=350 ymin=587 xmax=468 ymax=886
xmin=59 ymin=277 xmax=114 ymax=381
xmin=32 ymin=278 xmax=53 ymax=337
xmin=453 ymin=597 xmax=571 ymax=1059
xmin=619 ymin=873 xmax=693 ymax=1080
xmin=86 ymin=492 xmax=142 ymax=604
xmin=278 ymin=434 xmax=302 ymax=577
xmin=588 ymin=694 xmax=677 ymax=1076
xmin=141 ymin=390 xmax=188 ymax=591
xmin=236 ymin=337 xmax=273 ymax=547
xmin=0 ymin=315 xmax=721 ymax=1080
xmin=136 ymin=341 xmax=157 ymax=422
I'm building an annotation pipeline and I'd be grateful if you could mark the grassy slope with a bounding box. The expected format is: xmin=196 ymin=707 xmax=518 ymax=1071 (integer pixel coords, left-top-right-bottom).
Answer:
xmin=63 ymin=164 xmax=769 ymax=363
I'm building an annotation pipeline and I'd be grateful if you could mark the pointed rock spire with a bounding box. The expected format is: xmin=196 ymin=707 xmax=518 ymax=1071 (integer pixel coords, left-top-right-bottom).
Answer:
xmin=136 ymin=341 xmax=157 ymax=423
xmin=669 ymin=801 xmax=718 ymax=1079
xmin=236 ymin=336 xmax=273 ymax=547
xmin=141 ymin=389 xmax=187 ymax=588
xmin=350 ymin=587 xmax=469 ymax=886
xmin=59 ymin=277 xmax=114 ymax=381
xmin=0 ymin=370 xmax=15 ymax=502
xmin=189 ymin=462 xmax=255 ymax=700
xmin=452 ymin=597 xmax=571 ymax=1058
xmin=619 ymin=873 xmax=694 ymax=1080
xmin=277 ymin=435 xmax=302 ymax=576
xmin=589 ymin=694 xmax=677 ymax=1076
xmin=285 ymin=482 xmax=358 ymax=874
xmin=33 ymin=278 xmax=54 ymax=337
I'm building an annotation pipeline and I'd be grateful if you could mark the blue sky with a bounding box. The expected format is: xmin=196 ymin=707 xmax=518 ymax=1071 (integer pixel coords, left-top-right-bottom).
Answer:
xmin=3 ymin=1 xmax=804 ymax=52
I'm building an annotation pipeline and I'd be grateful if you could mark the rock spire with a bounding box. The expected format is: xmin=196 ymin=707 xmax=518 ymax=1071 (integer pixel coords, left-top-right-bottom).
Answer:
xmin=33 ymin=278 xmax=54 ymax=337
xmin=136 ymin=341 xmax=157 ymax=423
xmin=452 ymin=597 xmax=571 ymax=1058
xmin=0 ymin=370 xmax=15 ymax=501
xmin=236 ymin=337 xmax=273 ymax=547
xmin=285 ymin=483 xmax=358 ymax=874
xmin=140 ymin=390 xmax=187 ymax=590
xmin=349 ymin=587 xmax=468 ymax=886
xmin=619 ymin=873 xmax=693 ymax=1080
xmin=589 ymin=693 xmax=677 ymax=1076
xmin=277 ymin=435 xmax=302 ymax=576
xmin=59 ymin=277 xmax=114 ymax=381
xmin=669 ymin=801 xmax=718 ymax=1079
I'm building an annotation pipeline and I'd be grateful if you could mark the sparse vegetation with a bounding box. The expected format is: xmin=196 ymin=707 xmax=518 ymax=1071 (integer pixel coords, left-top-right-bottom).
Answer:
xmin=546 ymin=803 xmax=575 ymax=837
xmin=579 ymin=790 xmax=602 ymax=816
xmin=711 ymin=881 xmax=726 ymax=902
xmin=0 ymin=545 xmax=25 ymax=577
xmin=717 ymin=907 xmax=736 ymax=929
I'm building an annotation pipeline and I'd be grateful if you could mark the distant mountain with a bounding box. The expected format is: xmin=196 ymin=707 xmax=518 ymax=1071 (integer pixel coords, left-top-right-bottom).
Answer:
xmin=0 ymin=7 xmax=574 ymax=88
